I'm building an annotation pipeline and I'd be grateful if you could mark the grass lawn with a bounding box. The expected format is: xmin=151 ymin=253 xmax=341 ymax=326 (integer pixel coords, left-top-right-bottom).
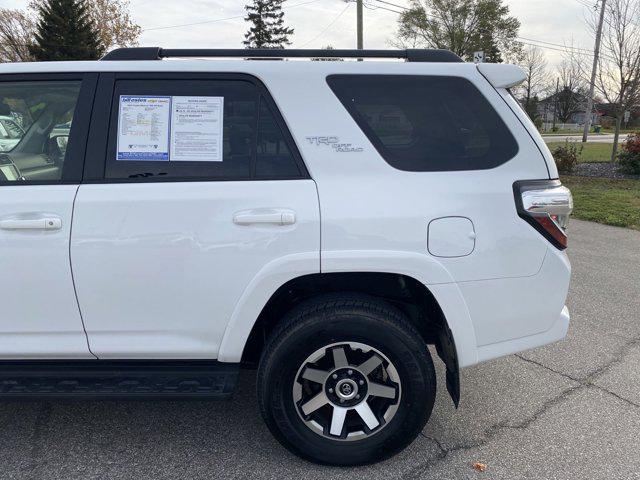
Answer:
xmin=561 ymin=176 xmax=640 ymax=230
xmin=547 ymin=142 xmax=614 ymax=163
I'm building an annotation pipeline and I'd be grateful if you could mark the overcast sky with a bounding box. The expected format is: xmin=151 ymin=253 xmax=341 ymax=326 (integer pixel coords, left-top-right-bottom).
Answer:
xmin=3 ymin=0 xmax=598 ymax=67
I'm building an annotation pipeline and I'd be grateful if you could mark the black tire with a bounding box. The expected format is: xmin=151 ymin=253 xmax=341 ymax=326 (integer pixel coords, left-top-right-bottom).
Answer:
xmin=257 ymin=294 xmax=437 ymax=465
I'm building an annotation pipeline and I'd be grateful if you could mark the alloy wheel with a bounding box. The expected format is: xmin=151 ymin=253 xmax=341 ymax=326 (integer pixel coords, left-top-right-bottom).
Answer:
xmin=292 ymin=341 xmax=401 ymax=441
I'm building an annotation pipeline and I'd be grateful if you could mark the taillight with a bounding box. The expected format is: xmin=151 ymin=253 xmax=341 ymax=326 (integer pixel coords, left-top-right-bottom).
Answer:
xmin=513 ymin=180 xmax=573 ymax=249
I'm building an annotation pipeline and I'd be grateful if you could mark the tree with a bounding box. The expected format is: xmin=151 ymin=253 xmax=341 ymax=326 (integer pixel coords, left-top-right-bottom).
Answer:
xmin=311 ymin=45 xmax=344 ymax=61
xmin=0 ymin=9 xmax=35 ymax=62
xmin=555 ymin=57 xmax=588 ymax=124
xmin=589 ymin=0 xmax=640 ymax=161
xmin=29 ymin=0 xmax=104 ymax=61
xmin=517 ymin=46 xmax=548 ymax=120
xmin=243 ymin=0 xmax=294 ymax=49
xmin=0 ymin=0 xmax=140 ymax=62
xmin=30 ymin=0 xmax=140 ymax=51
xmin=394 ymin=0 xmax=522 ymax=63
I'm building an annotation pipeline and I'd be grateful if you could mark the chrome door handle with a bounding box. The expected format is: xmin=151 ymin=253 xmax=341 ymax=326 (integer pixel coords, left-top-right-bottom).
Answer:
xmin=233 ymin=209 xmax=296 ymax=226
xmin=0 ymin=217 xmax=62 ymax=230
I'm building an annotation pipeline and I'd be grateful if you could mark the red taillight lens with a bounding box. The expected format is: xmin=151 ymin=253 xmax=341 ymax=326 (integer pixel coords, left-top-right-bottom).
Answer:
xmin=531 ymin=214 xmax=568 ymax=248
xmin=514 ymin=180 xmax=573 ymax=250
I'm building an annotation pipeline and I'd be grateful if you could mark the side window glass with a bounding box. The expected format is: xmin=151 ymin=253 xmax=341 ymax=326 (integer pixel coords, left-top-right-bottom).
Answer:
xmin=106 ymin=80 xmax=258 ymax=180
xmin=255 ymin=98 xmax=300 ymax=178
xmin=0 ymin=81 xmax=81 ymax=183
xmin=327 ymin=75 xmax=518 ymax=172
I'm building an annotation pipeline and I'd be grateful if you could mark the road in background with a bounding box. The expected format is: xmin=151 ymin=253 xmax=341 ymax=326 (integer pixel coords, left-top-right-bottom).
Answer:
xmin=0 ymin=220 xmax=638 ymax=479
xmin=543 ymin=134 xmax=616 ymax=144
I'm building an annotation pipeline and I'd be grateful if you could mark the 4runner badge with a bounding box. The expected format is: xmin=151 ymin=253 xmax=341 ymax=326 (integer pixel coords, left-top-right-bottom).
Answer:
xmin=305 ymin=136 xmax=364 ymax=153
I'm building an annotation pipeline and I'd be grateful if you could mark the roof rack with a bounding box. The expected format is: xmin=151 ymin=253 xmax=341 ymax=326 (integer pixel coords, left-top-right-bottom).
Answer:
xmin=101 ymin=47 xmax=463 ymax=63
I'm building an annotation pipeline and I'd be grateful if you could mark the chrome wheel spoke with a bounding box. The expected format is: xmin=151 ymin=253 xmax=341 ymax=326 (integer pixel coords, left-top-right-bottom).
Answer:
xmin=368 ymin=382 xmax=396 ymax=399
xmin=354 ymin=402 xmax=380 ymax=430
xmin=332 ymin=346 xmax=349 ymax=369
xmin=301 ymin=367 xmax=330 ymax=384
xmin=358 ymin=354 xmax=383 ymax=376
xmin=301 ymin=391 xmax=329 ymax=415
xmin=329 ymin=406 xmax=348 ymax=436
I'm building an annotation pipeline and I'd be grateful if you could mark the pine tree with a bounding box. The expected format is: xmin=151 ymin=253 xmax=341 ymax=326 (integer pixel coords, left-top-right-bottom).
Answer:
xmin=243 ymin=0 xmax=294 ymax=49
xmin=29 ymin=0 xmax=104 ymax=61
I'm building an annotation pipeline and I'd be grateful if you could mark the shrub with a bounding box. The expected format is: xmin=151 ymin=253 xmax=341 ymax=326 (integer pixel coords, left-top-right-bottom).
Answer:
xmin=618 ymin=133 xmax=640 ymax=174
xmin=552 ymin=141 xmax=582 ymax=173
xmin=533 ymin=117 xmax=543 ymax=131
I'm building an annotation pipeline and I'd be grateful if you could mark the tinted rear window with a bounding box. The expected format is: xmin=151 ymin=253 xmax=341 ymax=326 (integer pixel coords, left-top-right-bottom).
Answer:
xmin=327 ymin=75 xmax=518 ymax=172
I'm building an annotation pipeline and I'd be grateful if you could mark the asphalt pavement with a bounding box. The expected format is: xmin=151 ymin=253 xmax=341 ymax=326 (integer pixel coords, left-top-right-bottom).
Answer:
xmin=542 ymin=134 xmax=616 ymax=144
xmin=0 ymin=219 xmax=639 ymax=479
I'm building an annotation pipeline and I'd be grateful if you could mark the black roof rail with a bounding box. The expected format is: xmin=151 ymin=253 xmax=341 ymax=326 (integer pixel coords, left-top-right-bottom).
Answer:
xmin=101 ymin=47 xmax=463 ymax=63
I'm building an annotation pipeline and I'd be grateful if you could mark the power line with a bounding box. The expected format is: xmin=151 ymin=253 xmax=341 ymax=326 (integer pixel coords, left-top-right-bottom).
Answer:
xmin=141 ymin=0 xmax=322 ymax=32
xmin=573 ymin=0 xmax=598 ymax=9
xmin=298 ymin=3 xmax=351 ymax=47
xmin=370 ymin=0 xmax=409 ymax=10
xmin=363 ymin=2 xmax=404 ymax=15
xmin=517 ymin=37 xmax=592 ymax=53
xmin=516 ymin=36 xmax=598 ymax=55
xmin=142 ymin=13 xmax=245 ymax=32
xmin=516 ymin=37 xmax=615 ymax=62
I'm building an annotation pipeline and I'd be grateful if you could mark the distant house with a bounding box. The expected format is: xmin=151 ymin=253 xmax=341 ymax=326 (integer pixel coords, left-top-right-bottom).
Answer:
xmin=535 ymin=89 xmax=600 ymax=126
xmin=596 ymin=103 xmax=640 ymax=128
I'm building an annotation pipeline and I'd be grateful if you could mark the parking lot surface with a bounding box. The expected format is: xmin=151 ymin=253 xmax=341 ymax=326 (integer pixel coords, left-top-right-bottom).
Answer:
xmin=1 ymin=219 xmax=639 ymax=480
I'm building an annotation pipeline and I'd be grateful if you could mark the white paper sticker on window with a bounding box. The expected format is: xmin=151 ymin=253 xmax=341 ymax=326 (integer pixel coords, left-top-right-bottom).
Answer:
xmin=117 ymin=96 xmax=170 ymax=161
xmin=170 ymin=96 xmax=224 ymax=162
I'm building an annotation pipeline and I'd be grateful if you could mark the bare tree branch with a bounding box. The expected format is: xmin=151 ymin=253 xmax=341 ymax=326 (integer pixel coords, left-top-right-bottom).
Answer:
xmin=0 ymin=9 xmax=35 ymax=62
xmin=590 ymin=0 xmax=640 ymax=159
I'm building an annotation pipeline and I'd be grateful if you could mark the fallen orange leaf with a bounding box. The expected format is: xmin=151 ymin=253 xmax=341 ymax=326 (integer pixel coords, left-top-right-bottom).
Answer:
xmin=472 ymin=462 xmax=487 ymax=472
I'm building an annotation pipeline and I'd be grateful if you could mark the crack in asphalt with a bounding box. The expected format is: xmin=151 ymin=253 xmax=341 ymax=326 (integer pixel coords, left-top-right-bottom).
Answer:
xmin=514 ymin=354 xmax=583 ymax=383
xmin=516 ymin=334 xmax=640 ymax=410
xmin=404 ymin=383 xmax=583 ymax=479
xmin=405 ymin=336 xmax=640 ymax=478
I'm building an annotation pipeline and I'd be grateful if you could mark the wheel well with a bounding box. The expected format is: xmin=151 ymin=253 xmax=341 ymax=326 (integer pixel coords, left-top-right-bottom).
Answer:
xmin=241 ymin=272 xmax=460 ymax=407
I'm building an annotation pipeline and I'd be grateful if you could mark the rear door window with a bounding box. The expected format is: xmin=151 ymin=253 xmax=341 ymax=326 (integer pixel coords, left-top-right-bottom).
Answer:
xmin=104 ymin=78 xmax=303 ymax=181
xmin=327 ymin=75 xmax=518 ymax=172
xmin=255 ymin=97 xmax=300 ymax=178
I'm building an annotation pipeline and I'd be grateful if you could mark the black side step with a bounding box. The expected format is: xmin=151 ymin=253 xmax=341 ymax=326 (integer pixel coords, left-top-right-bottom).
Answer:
xmin=0 ymin=361 xmax=238 ymax=399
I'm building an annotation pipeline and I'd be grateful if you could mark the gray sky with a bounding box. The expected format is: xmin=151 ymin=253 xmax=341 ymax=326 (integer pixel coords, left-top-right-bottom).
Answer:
xmin=3 ymin=0 xmax=597 ymax=66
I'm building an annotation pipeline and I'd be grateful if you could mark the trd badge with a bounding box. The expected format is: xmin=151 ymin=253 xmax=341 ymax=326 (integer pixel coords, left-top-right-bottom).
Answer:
xmin=305 ymin=136 xmax=364 ymax=153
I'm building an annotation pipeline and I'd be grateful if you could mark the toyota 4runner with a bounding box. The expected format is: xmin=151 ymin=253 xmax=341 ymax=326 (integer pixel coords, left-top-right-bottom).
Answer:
xmin=0 ymin=47 xmax=572 ymax=465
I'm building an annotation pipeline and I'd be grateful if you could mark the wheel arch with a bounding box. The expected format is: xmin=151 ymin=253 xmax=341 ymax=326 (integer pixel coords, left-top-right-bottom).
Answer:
xmin=235 ymin=272 xmax=463 ymax=407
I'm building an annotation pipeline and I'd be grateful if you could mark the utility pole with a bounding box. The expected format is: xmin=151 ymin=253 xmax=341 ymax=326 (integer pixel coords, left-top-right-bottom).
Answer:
xmin=582 ymin=0 xmax=607 ymax=143
xmin=357 ymin=0 xmax=363 ymax=55
xmin=553 ymin=78 xmax=559 ymax=131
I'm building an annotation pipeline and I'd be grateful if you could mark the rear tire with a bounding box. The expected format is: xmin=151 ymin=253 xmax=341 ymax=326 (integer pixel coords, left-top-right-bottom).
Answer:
xmin=257 ymin=294 xmax=437 ymax=465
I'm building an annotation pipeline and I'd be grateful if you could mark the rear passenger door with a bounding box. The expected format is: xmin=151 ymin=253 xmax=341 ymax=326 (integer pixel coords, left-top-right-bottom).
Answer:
xmin=71 ymin=73 xmax=320 ymax=359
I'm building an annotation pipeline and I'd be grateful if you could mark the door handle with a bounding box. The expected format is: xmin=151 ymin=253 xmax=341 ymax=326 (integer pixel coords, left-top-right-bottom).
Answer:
xmin=0 ymin=217 xmax=62 ymax=230
xmin=233 ymin=209 xmax=296 ymax=226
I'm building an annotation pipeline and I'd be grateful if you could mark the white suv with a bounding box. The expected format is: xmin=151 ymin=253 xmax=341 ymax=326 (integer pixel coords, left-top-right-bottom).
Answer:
xmin=0 ymin=48 xmax=572 ymax=465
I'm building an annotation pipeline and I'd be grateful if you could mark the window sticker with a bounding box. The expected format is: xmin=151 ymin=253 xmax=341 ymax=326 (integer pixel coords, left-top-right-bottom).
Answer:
xmin=117 ymin=96 xmax=171 ymax=161
xmin=170 ymin=96 xmax=224 ymax=162
xmin=116 ymin=95 xmax=225 ymax=162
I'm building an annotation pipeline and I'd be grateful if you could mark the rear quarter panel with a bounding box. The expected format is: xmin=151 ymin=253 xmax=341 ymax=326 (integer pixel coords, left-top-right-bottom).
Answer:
xmin=258 ymin=62 xmax=565 ymax=364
